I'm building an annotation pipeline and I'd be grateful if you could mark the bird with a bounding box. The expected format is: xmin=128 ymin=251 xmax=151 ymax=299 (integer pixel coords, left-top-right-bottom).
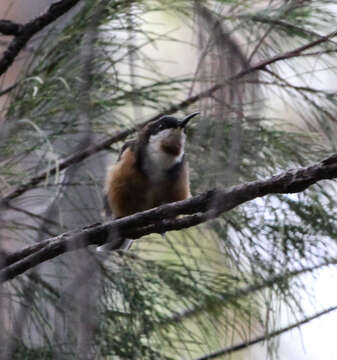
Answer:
xmin=97 ymin=112 xmax=200 ymax=252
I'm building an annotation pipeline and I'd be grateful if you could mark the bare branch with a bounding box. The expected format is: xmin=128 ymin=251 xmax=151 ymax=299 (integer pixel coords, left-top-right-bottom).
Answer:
xmin=0 ymin=127 xmax=135 ymax=205
xmin=0 ymin=81 xmax=19 ymax=96
xmin=1 ymin=152 xmax=337 ymax=282
xmin=0 ymin=0 xmax=82 ymax=76
xmin=193 ymin=305 xmax=337 ymax=360
xmin=6 ymin=203 xmax=60 ymax=227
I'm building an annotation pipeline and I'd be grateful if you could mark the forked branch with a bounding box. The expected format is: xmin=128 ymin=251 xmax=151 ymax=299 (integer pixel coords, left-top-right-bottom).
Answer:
xmin=0 ymin=0 xmax=82 ymax=76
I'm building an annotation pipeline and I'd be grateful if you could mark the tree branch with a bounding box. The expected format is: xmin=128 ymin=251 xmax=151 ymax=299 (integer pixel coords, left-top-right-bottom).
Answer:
xmin=193 ymin=305 xmax=337 ymax=360
xmin=0 ymin=127 xmax=135 ymax=205
xmin=0 ymin=81 xmax=19 ymax=96
xmin=1 ymin=153 xmax=337 ymax=282
xmin=0 ymin=0 xmax=82 ymax=77
xmin=0 ymin=20 xmax=23 ymax=36
xmin=250 ymin=15 xmax=337 ymax=46
xmin=2 ymin=28 xmax=336 ymax=205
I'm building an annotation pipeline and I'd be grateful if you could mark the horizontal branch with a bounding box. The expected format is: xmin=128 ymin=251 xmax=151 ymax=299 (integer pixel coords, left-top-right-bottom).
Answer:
xmin=1 ymin=152 xmax=337 ymax=282
xmin=2 ymin=28 xmax=336 ymax=205
xmin=194 ymin=305 xmax=337 ymax=360
xmin=0 ymin=0 xmax=82 ymax=76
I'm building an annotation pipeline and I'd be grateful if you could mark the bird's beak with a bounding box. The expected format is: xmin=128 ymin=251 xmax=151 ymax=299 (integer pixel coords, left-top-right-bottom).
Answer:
xmin=179 ymin=112 xmax=200 ymax=128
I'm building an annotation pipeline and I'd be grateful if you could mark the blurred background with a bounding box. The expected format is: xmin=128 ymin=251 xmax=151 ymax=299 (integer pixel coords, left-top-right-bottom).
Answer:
xmin=1 ymin=0 xmax=337 ymax=359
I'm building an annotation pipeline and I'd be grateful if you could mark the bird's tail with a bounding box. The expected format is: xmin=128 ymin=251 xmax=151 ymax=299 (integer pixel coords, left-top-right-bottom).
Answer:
xmin=98 ymin=195 xmax=134 ymax=252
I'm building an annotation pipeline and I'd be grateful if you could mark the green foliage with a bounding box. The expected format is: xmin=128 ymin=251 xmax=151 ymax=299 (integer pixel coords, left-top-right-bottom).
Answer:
xmin=11 ymin=342 xmax=53 ymax=360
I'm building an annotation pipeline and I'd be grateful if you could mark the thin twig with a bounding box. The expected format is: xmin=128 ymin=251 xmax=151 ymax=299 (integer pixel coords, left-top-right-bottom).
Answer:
xmin=0 ymin=81 xmax=19 ymax=97
xmin=0 ymin=127 xmax=135 ymax=205
xmin=138 ymin=258 xmax=337 ymax=335
xmin=6 ymin=203 xmax=60 ymax=227
xmin=193 ymin=305 xmax=337 ymax=360
xmin=250 ymin=15 xmax=337 ymax=46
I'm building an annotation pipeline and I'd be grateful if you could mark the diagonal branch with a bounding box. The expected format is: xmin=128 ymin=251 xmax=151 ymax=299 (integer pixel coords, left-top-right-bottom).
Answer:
xmin=193 ymin=305 xmax=337 ymax=360
xmin=0 ymin=0 xmax=82 ymax=77
xmin=2 ymin=28 xmax=336 ymax=205
xmin=250 ymin=15 xmax=337 ymax=46
xmin=1 ymin=152 xmax=337 ymax=282
xmin=137 ymin=258 xmax=337 ymax=337
xmin=0 ymin=127 xmax=135 ymax=205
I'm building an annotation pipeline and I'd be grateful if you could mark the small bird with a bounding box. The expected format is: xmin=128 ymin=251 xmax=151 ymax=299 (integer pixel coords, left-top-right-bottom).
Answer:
xmin=97 ymin=112 xmax=199 ymax=251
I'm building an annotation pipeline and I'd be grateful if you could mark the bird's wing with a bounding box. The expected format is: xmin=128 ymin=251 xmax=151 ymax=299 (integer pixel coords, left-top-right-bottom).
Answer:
xmin=99 ymin=139 xmax=137 ymax=252
xmin=103 ymin=139 xmax=136 ymax=218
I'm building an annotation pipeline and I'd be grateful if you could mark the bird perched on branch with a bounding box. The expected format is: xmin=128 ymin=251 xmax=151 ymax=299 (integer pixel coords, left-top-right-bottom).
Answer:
xmin=97 ymin=112 xmax=199 ymax=252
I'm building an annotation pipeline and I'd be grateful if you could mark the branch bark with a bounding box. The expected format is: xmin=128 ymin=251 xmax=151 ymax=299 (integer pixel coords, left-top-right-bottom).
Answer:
xmin=0 ymin=0 xmax=82 ymax=76
xmin=0 ymin=20 xmax=23 ymax=36
xmin=1 ymin=152 xmax=337 ymax=282
xmin=2 ymin=28 xmax=336 ymax=205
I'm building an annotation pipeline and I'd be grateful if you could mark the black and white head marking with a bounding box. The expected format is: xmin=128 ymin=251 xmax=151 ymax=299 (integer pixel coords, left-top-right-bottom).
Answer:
xmin=141 ymin=116 xmax=185 ymax=182
xmin=136 ymin=113 xmax=199 ymax=181
xmin=145 ymin=116 xmax=181 ymax=137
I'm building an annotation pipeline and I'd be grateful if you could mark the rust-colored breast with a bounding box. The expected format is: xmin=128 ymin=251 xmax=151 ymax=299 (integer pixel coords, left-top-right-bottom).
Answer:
xmin=105 ymin=148 xmax=191 ymax=218
xmin=149 ymin=163 xmax=191 ymax=207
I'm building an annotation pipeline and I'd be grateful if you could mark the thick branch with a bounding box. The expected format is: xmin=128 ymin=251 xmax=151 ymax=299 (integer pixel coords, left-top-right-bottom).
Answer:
xmin=1 ymin=153 xmax=337 ymax=282
xmin=0 ymin=0 xmax=81 ymax=76
xmin=2 ymin=28 xmax=336 ymax=205
xmin=194 ymin=305 xmax=337 ymax=360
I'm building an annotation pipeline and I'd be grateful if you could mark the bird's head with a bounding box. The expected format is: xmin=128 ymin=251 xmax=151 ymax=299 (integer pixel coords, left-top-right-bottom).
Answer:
xmin=137 ymin=112 xmax=199 ymax=176
xmin=141 ymin=112 xmax=199 ymax=157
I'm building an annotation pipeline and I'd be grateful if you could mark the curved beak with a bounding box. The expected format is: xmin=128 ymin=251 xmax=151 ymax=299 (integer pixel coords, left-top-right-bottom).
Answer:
xmin=179 ymin=112 xmax=200 ymax=128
